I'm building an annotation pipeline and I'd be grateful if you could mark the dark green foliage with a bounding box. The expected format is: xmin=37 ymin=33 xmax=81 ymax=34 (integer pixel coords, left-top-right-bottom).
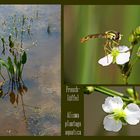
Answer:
xmin=7 ymin=56 xmax=14 ymax=75
xmin=21 ymin=51 xmax=27 ymax=64
xmin=9 ymin=35 xmax=14 ymax=48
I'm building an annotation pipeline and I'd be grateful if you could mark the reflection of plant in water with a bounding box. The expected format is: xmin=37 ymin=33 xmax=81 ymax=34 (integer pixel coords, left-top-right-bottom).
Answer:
xmin=0 ymin=14 xmax=39 ymax=104
xmin=0 ymin=13 xmax=43 ymax=123
xmin=84 ymin=86 xmax=140 ymax=132
xmin=81 ymin=27 xmax=140 ymax=84
xmin=0 ymin=34 xmax=28 ymax=99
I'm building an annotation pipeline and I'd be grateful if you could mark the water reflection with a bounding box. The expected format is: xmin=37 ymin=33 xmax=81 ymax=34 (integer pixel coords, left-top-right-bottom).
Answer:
xmin=0 ymin=5 xmax=60 ymax=136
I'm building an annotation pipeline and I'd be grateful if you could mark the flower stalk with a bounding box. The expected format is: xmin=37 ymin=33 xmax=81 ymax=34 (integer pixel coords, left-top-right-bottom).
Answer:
xmin=93 ymin=86 xmax=140 ymax=105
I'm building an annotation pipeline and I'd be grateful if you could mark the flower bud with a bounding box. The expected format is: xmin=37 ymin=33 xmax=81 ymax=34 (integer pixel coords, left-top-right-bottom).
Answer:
xmin=126 ymin=88 xmax=134 ymax=97
xmin=84 ymin=86 xmax=94 ymax=94
xmin=128 ymin=34 xmax=136 ymax=43
xmin=135 ymin=26 xmax=140 ymax=35
xmin=126 ymin=88 xmax=139 ymax=99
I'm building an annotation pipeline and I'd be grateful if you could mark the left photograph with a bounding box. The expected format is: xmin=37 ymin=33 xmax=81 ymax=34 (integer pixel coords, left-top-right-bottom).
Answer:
xmin=0 ymin=5 xmax=61 ymax=136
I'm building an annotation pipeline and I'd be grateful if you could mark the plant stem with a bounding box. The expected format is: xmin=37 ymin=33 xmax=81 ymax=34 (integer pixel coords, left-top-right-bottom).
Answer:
xmin=123 ymin=75 xmax=128 ymax=85
xmin=132 ymin=86 xmax=137 ymax=100
xmin=94 ymin=86 xmax=131 ymax=102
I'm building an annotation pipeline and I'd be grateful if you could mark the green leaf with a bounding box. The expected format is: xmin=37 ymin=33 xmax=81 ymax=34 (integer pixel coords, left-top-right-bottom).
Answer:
xmin=9 ymin=35 xmax=14 ymax=48
xmin=1 ymin=37 xmax=5 ymax=44
xmin=0 ymin=59 xmax=9 ymax=69
xmin=14 ymin=56 xmax=17 ymax=65
xmin=21 ymin=51 xmax=27 ymax=64
xmin=7 ymin=56 xmax=14 ymax=74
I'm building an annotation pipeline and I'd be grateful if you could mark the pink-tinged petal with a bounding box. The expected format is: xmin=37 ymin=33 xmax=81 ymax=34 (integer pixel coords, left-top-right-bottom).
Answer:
xmin=103 ymin=115 xmax=122 ymax=132
xmin=102 ymin=96 xmax=123 ymax=113
xmin=98 ymin=54 xmax=113 ymax=66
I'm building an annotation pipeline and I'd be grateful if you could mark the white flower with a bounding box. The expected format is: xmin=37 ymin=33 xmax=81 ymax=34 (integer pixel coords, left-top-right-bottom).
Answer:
xmin=102 ymin=96 xmax=140 ymax=132
xmin=98 ymin=46 xmax=130 ymax=66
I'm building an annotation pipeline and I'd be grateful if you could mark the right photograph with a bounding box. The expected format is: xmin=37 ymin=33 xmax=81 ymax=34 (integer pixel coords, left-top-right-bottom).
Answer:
xmin=84 ymin=86 xmax=140 ymax=136
xmin=64 ymin=5 xmax=140 ymax=84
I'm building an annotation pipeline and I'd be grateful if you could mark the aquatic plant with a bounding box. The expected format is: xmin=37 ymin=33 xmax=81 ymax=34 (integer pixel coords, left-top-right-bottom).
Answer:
xmin=0 ymin=13 xmax=40 ymax=105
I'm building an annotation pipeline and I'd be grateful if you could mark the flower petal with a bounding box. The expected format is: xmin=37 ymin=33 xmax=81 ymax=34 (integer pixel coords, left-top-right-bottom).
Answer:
xmin=116 ymin=51 xmax=130 ymax=65
xmin=98 ymin=54 xmax=113 ymax=66
xmin=102 ymin=96 xmax=123 ymax=113
xmin=118 ymin=46 xmax=130 ymax=53
xmin=124 ymin=103 xmax=140 ymax=125
xmin=103 ymin=115 xmax=122 ymax=132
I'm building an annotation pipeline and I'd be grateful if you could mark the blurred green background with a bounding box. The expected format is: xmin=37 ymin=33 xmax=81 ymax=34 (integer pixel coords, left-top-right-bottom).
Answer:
xmin=64 ymin=5 xmax=140 ymax=84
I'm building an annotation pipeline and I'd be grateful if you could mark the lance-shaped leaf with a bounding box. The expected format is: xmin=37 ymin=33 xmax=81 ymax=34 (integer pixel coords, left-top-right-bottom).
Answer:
xmin=21 ymin=51 xmax=27 ymax=64
xmin=1 ymin=37 xmax=5 ymax=45
xmin=7 ymin=56 xmax=14 ymax=74
xmin=9 ymin=35 xmax=14 ymax=48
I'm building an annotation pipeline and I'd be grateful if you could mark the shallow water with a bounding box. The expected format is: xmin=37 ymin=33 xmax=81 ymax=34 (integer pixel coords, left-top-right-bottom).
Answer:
xmin=0 ymin=5 xmax=61 ymax=136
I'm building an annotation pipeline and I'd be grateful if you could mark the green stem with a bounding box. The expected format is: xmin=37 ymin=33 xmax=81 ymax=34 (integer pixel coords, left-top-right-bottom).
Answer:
xmin=21 ymin=64 xmax=24 ymax=77
xmin=123 ymin=76 xmax=128 ymax=85
xmin=94 ymin=86 xmax=131 ymax=102
xmin=123 ymin=57 xmax=138 ymax=84
xmin=128 ymin=56 xmax=138 ymax=73
xmin=132 ymin=86 xmax=137 ymax=100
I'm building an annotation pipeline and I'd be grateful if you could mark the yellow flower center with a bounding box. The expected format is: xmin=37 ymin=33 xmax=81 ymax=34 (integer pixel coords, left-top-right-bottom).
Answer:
xmin=113 ymin=108 xmax=126 ymax=120
xmin=111 ymin=48 xmax=119 ymax=63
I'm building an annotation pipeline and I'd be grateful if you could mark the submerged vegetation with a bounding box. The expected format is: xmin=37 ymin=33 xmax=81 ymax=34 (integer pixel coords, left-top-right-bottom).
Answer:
xmin=0 ymin=13 xmax=40 ymax=104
